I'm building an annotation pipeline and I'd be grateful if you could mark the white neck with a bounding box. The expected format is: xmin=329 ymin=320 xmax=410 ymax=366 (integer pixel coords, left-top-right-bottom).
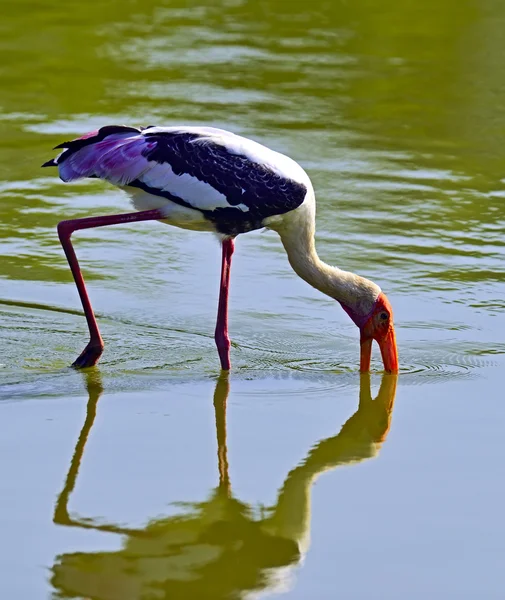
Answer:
xmin=270 ymin=201 xmax=380 ymax=316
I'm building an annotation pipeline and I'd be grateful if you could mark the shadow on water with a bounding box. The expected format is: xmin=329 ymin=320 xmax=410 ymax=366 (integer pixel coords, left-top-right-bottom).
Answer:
xmin=51 ymin=371 xmax=397 ymax=599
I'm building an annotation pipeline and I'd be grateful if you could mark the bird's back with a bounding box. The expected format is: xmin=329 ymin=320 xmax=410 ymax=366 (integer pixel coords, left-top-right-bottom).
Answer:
xmin=43 ymin=125 xmax=312 ymax=236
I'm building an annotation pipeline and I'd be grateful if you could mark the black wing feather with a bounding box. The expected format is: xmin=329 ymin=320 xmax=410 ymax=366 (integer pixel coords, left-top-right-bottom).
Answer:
xmin=138 ymin=131 xmax=307 ymax=235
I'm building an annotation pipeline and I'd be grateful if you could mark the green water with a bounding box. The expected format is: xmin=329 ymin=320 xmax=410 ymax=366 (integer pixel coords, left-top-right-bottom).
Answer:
xmin=1 ymin=1 xmax=504 ymax=598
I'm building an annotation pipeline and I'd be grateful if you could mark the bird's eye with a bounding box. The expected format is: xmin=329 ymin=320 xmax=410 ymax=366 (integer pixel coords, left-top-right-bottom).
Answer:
xmin=379 ymin=311 xmax=389 ymax=321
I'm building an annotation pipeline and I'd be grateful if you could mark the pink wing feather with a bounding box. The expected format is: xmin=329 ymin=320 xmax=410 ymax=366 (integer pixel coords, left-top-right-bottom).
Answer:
xmin=58 ymin=134 xmax=155 ymax=186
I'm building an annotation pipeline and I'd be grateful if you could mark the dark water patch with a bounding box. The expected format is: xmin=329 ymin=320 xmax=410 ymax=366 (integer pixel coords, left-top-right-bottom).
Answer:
xmin=0 ymin=298 xmax=84 ymax=318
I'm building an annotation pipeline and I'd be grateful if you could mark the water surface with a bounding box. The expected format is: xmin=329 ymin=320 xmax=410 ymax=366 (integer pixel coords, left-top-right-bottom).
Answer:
xmin=0 ymin=1 xmax=504 ymax=598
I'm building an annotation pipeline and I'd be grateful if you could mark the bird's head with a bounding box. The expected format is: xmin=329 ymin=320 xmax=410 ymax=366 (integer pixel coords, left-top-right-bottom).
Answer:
xmin=340 ymin=291 xmax=398 ymax=373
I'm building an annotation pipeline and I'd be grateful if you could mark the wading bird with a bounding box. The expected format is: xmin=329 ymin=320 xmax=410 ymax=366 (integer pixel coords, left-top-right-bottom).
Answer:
xmin=43 ymin=125 xmax=398 ymax=372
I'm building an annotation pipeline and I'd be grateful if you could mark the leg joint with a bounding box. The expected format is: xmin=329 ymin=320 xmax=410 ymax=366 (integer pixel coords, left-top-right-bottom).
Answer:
xmin=57 ymin=219 xmax=75 ymax=241
xmin=214 ymin=330 xmax=231 ymax=351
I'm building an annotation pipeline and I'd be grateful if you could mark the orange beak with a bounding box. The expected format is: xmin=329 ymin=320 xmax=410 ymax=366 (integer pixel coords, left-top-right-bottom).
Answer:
xmin=377 ymin=326 xmax=399 ymax=373
xmin=360 ymin=337 xmax=373 ymax=372
xmin=360 ymin=325 xmax=398 ymax=374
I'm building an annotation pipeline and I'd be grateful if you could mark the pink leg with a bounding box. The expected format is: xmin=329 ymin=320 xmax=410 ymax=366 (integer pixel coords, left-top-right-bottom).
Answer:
xmin=57 ymin=209 xmax=164 ymax=368
xmin=214 ymin=238 xmax=235 ymax=371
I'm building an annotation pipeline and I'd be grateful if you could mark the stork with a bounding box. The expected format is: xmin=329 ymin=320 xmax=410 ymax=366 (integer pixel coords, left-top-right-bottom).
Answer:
xmin=43 ymin=125 xmax=398 ymax=372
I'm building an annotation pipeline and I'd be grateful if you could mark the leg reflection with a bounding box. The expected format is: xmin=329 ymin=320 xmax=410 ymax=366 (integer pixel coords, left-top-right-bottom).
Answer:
xmin=53 ymin=370 xmax=102 ymax=526
xmin=53 ymin=369 xmax=139 ymax=536
xmin=213 ymin=373 xmax=231 ymax=496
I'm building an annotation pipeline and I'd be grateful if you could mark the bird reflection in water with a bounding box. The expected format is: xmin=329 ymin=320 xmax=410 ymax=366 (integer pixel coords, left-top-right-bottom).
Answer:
xmin=51 ymin=371 xmax=397 ymax=599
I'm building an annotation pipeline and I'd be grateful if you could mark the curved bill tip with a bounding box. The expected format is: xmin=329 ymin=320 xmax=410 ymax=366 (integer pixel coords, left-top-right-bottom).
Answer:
xmin=360 ymin=327 xmax=399 ymax=374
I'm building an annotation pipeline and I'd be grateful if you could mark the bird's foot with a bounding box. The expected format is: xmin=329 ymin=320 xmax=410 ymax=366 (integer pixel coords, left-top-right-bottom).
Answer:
xmin=215 ymin=337 xmax=231 ymax=371
xmin=218 ymin=350 xmax=231 ymax=371
xmin=71 ymin=340 xmax=104 ymax=369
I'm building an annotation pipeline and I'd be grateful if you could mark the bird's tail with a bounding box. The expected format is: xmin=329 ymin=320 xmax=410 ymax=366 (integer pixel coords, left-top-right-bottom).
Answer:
xmin=41 ymin=125 xmax=146 ymax=184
